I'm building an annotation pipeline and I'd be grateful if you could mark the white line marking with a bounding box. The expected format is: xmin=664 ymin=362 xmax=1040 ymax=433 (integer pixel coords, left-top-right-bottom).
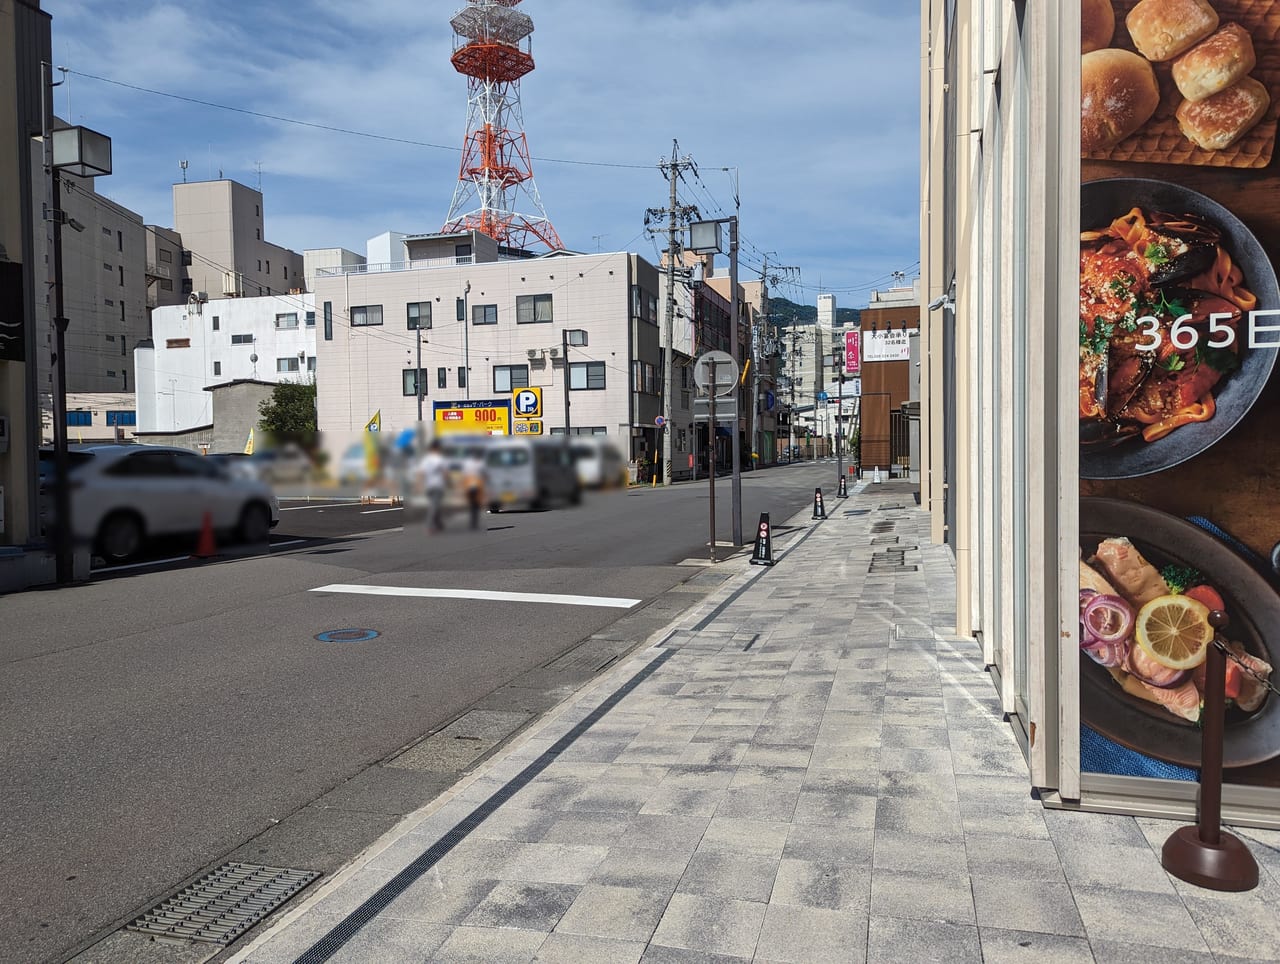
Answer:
xmin=310 ymin=583 xmax=641 ymax=609
xmin=270 ymin=539 xmax=308 ymax=548
xmin=280 ymin=502 xmax=363 ymax=511
xmin=93 ymin=555 xmax=190 ymax=574
xmin=360 ymin=507 xmax=403 ymax=515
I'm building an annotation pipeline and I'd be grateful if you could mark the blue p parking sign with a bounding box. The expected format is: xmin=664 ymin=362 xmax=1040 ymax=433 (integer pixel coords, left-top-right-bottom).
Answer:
xmin=513 ymin=387 xmax=542 ymax=418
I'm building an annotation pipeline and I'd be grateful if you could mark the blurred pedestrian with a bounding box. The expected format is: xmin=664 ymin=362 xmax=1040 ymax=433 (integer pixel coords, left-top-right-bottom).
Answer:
xmin=416 ymin=439 xmax=448 ymax=532
xmin=461 ymin=449 xmax=487 ymax=530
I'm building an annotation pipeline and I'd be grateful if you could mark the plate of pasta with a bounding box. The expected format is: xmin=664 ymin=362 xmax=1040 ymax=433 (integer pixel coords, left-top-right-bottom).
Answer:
xmin=1079 ymin=178 xmax=1278 ymax=479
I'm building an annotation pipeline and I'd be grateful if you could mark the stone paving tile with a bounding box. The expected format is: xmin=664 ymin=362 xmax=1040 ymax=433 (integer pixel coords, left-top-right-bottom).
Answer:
xmin=637 ymin=944 xmax=749 ymax=963
xmin=533 ymin=933 xmax=646 ymax=964
xmin=963 ymin=833 xmax=1067 ymax=883
xmin=675 ymin=851 xmax=779 ymax=902
xmin=430 ymin=925 xmax=549 ymax=963
xmin=869 ymin=868 xmax=976 ymax=924
xmin=1089 ymin=940 xmax=1216 ymax=963
xmin=696 ymin=816 xmax=790 ymax=858
xmin=1043 ymin=809 xmax=1149 ymax=849
xmin=712 ymin=786 xmax=800 ymax=822
xmin=638 ymin=786 xmax=725 ymax=817
xmin=1073 ymin=886 xmax=1210 ymax=953
xmin=737 ymin=744 xmax=812 ymax=769
xmin=873 ymin=830 xmax=969 ymax=877
xmin=552 ymin=882 xmax=672 ymax=943
xmin=1177 ymin=888 xmax=1280 ymax=961
xmin=499 ymin=842 xmax=610 ymax=885
xmin=866 ymin=916 xmax=982 ymax=964
xmin=768 ymin=857 xmax=871 ymax=912
xmin=253 ymin=914 xmax=453 ymax=964
xmin=792 ymin=787 xmax=877 ymax=828
xmin=618 ymin=813 xmax=711 ymax=852
xmin=783 ymin=824 xmax=875 ymax=864
xmin=970 ymin=876 xmax=1085 ymax=937
xmin=874 ymin=795 xmax=964 ymax=836
xmin=976 ymin=927 xmax=1095 ymax=964
xmin=462 ymin=879 xmax=580 ymax=932
xmin=753 ymin=903 xmax=869 ymax=963
xmin=649 ymin=893 xmax=767 ymax=959
xmin=1056 ymin=844 xmax=1176 ymax=894
xmin=588 ymin=847 xmax=691 ymax=891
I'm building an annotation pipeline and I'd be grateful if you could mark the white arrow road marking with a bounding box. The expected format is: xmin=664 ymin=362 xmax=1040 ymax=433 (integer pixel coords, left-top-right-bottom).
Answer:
xmin=310 ymin=584 xmax=640 ymax=609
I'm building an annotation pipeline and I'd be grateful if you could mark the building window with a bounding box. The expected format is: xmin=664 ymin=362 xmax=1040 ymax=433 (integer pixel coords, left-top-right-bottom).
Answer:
xmin=458 ymin=366 xmax=467 ymax=388
xmin=212 ymin=315 xmax=220 ymax=331
xmin=255 ymin=203 xmax=260 ymax=216
xmin=120 ymin=302 xmax=125 ymax=324
xmin=213 ymin=361 xmax=221 ymax=376
xmin=120 ymin=334 xmax=126 ymax=355
xmin=181 ymin=250 xmax=191 ymax=266
xmin=350 ymin=304 xmax=383 ymax=327
xmin=323 ymin=301 xmax=333 ymax=341
xmin=305 ymin=311 xmax=315 ymax=327
xmin=158 ymin=248 xmax=172 ymax=263
xmin=231 ymin=333 xmax=254 ymax=345
xmin=117 ymin=230 xmax=123 ymax=252
xmin=284 ymin=266 xmax=288 ymax=279
xmin=106 ymin=370 xmax=116 ymax=378
xmin=633 ymin=361 xmax=658 ymax=395
xmin=407 ymin=301 xmax=432 ymax=330
xmin=570 ymin=361 xmax=606 ymax=390
xmin=266 ymin=260 xmax=271 ymax=274
xmin=274 ymin=312 xmax=299 ymax=329
xmin=437 ymin=367 xmax=447 ymax=389
xmin=104 ymin=298 xmax=114 ymax=307
xmin=105 ymin=334 xmax=115 ymax=342
xmin=277 ymin=357 xmax=300 ymax=373
xmin=67 ymin=411 xmax=92 ymax=427
xmin=106 ymin=410 xmax=136 ymax=427
xmin=551 ymin=426 xmax=608 ymax=436
xmin=516 ymin=293 xmax=553 ymax=324
xmin=103 ymin=262 xmax=112 ymax=271
xmin=102 ymin=226 xmax=111 ymax=236
xmin=181 ymin=278 xmax=192 ymax=294
xmin=493 ymin=364 xmax=529 ymax=392
xmin=165 ymin=338 xmax=190 ymax=348
xmin=402 ymin=368 xmax=428 ymax=396
xmin=257 ymin=260 xmax=262 ymax=272
xmin=455 ymin=243 xmax=472 ymax=264
xmin=256 ymin=228 xmax=261 ymax=240
xmin=307 ymin=357 xmax=316 ymax=373
xmin=472 ymin=304 xmax=498 ymax=325
xmin=160 ymin=278 xmax=173 ymax=291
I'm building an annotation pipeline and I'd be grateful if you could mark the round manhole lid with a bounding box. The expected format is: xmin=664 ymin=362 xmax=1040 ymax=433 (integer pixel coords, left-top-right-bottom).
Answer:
xmin=315 ymin=628 xmax=380 ymax=643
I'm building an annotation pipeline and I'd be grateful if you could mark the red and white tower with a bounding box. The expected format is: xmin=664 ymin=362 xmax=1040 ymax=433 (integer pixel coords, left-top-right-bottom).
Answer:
xmin=442 ymin=0 xmax=563 ymax=252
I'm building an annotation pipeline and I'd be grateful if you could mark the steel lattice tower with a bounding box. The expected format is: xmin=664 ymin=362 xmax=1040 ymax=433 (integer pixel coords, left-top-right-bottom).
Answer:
xmin=442 ymin=0 xmax=562 ymax=252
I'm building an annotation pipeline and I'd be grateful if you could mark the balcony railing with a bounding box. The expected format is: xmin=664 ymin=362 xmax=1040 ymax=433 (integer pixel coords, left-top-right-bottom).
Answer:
xmin=316 ymin=255 xmax=481 ymax=278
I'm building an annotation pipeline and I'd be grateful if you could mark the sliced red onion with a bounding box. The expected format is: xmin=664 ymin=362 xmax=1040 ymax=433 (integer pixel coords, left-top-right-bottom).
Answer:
xmin=1083 ymin=594 xmax=1134 ymax=644
xmin=1086 ymin=637 xmax=1130 ymax=669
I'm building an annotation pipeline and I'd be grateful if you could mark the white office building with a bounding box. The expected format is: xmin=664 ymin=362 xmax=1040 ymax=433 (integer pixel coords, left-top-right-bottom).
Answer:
xmin=135 ymin=293 xmax=316 ymax=433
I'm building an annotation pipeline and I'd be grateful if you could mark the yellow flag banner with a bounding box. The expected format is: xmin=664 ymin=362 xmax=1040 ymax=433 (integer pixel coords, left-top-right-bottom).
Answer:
xmin=243 ymin=428 xmax=255 ymax=455
xmin=364 ymin=410 xmax=381 ymax=476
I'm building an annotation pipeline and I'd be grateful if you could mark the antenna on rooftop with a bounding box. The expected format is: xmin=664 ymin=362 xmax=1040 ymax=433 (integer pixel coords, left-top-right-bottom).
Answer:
xmin=179 ymin=159 xmax=188 ymax=183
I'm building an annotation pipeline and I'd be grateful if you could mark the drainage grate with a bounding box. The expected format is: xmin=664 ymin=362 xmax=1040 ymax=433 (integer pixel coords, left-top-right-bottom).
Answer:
xmin=127 ymin=862 xmax=319 ymax=945
xmin=869 ymin=547 xmax=919 ymax=574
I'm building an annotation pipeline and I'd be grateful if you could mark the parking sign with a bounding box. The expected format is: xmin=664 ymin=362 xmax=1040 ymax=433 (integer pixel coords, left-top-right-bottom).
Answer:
xmin=512 ymin=387 xmax=542 ymax=418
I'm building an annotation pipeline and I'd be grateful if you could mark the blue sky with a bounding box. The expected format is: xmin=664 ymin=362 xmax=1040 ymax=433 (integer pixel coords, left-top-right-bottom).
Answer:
xmin=42 ymin=0 xmax=920 ymax=308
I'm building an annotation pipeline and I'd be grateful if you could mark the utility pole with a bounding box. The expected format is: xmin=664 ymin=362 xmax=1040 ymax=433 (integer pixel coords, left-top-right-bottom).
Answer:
xmin=646 ymin=140 xmax=697 ymax=486
xmin=755 ymin=262 xmax=798 ymax=464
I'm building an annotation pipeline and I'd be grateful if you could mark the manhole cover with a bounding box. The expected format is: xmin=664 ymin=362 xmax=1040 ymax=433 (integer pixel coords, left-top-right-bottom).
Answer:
xmin=127 ymin=862 xmax=319 ymax=945
xmin=315 ymin=628 xmax=380 ymax=642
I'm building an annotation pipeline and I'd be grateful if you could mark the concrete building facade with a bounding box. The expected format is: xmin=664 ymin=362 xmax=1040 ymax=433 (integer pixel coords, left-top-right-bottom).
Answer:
xmin=172 ymin=179 xmax=304 ymax=300
xmin=311 ymin=239 xmax=666 ymax=468
xmin=136 ymin=293 xmax=316 ymax=434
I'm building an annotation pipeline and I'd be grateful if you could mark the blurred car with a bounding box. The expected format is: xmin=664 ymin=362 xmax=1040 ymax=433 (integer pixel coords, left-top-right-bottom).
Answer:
xmin=485 ymin=437 xmax=581 ymax=511
xmin=569 ymin=437 xmax=626 ymax=489
xmin=241 ymin=444 xmax=314 ymax=484
xmin=337 ymin=442 xmax=371 ymax=485
xmin=39 ymin=444 xmax=280 ymax=564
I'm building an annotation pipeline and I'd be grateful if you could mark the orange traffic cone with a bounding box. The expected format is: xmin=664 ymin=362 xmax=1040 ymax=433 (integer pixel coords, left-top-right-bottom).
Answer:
xmin=192 ymin=511 xmax=218 ymax=558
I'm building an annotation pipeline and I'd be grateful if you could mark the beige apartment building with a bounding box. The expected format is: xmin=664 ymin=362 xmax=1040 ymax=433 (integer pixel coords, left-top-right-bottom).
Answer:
xmin=172 ymin=179 xmax=304 ymax=300
xmin=312 ymin=233 xmax=671 ymax=468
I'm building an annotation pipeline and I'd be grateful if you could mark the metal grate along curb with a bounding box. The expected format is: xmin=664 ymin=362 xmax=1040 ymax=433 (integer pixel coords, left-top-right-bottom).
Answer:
xmin=127 ymin=862 xmax=320 ymax=945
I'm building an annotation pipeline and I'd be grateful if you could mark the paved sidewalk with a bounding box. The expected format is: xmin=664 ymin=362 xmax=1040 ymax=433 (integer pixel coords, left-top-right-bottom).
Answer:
xmin=232 ymin=482 xmax=1280 ymax=963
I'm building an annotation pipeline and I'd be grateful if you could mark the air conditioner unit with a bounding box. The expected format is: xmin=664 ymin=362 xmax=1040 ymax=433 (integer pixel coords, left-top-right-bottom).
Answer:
xmin=527 ymin=348 xmax=539 ymax=359
xmin=548 ymin=347 xmax=560 ymax=358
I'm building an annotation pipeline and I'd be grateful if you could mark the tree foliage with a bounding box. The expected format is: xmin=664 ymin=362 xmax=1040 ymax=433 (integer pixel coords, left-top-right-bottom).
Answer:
xmin=258 ymin=380 xmax=317 ymax=449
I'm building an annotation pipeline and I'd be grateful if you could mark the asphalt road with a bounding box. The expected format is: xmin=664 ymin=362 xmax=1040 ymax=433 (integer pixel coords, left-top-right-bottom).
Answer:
xmin=1 ymin=463 xmax=841 ymax=963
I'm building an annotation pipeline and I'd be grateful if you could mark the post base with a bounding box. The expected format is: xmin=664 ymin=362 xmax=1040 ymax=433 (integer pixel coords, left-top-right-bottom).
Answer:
xmin=1161 ymin=825 xmax=1259 ymax=892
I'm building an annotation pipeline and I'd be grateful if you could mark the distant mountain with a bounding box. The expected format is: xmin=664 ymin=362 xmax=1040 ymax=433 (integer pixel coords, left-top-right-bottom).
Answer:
xmin=767 ymin=296 xmax=861 ymax=329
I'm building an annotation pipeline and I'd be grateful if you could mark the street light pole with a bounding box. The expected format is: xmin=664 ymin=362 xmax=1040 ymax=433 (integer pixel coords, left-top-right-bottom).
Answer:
xmin=462 ymin=280 xmax=471 ymax=401
xmin=415 ymin=328 xmax=425 ymax=422
xmin=562 ymin=328 xmax=571 ymax=440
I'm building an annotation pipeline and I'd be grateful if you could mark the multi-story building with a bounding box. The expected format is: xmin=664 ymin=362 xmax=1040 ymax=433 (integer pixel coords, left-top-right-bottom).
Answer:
xmin=304 ymin=247 xmax=364 ymax=292
xmin=311 ymin=232 xmax=665 ymax=468
xmin=135 ymin=293 xmax=316 ymax=435
xmin=171 ymin=179 xmax=304 ymax=300
xmin=857 ymin=281 xmax=920 ymax=471
xmin=0 ymin=0 xmax=52 ymax=591
xmin=144 ymin=224 xmax=190 ymax=314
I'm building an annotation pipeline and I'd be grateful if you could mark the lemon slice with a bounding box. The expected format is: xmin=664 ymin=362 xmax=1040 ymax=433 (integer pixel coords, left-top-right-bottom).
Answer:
xmin=1134 ymin=594 xmax=1213 ymax=670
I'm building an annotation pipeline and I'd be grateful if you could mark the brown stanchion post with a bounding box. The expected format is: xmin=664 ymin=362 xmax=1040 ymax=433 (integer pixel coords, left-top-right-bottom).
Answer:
xmin=1161 ymin=610 xmax=1258 ymax=891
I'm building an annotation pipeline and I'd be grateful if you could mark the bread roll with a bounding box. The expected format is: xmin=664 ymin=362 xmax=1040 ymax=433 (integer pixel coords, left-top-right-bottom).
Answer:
xmin=1173 ymin=23 xmax=1257 ymax=102
xmin=1176 ymin=77 xmax=1271 ymax=150
xmin=1081 ymin=49 xmax=1160 ymax=152
xmin=1126 ymin=0 xmax=1219 ymax=62
xmin=1082 ymin=0 xmax=1115 ymax=53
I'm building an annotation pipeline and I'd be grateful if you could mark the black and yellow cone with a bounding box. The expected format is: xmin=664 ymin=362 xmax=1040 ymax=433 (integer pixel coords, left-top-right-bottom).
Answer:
xmin=812 ymin=487 xmax=826 ymax=520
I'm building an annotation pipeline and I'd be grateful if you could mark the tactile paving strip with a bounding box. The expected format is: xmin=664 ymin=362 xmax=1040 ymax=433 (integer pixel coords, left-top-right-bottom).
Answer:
xmin=127 ymin=862 xmax=319 ymax=945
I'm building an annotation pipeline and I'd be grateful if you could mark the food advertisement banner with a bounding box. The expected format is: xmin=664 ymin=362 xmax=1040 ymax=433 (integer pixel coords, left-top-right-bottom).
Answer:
xmin=432 ymin=399 xmax=511 ymax=436
xmin=1077 ymin=0 xmax=1278 ymax=788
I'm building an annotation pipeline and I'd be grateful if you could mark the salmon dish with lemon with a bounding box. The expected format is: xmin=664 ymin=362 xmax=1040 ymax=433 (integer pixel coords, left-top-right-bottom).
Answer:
xmin=1079 ymin=536 xmax=1273 ymax=723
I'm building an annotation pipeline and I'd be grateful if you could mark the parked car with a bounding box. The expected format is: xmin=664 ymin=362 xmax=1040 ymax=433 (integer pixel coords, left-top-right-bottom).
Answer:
xmin=38 ymin=444 xmax=280 ymax=564
xmin=337 ymin=442 xmax=371 ymax=485
xmin=485 ymin=438 xmax=581 ymax=511
xmin=569 ymin=437 xmax=627 ymax=489
xmin=241 ymin=444 xmax=313 ymax=484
